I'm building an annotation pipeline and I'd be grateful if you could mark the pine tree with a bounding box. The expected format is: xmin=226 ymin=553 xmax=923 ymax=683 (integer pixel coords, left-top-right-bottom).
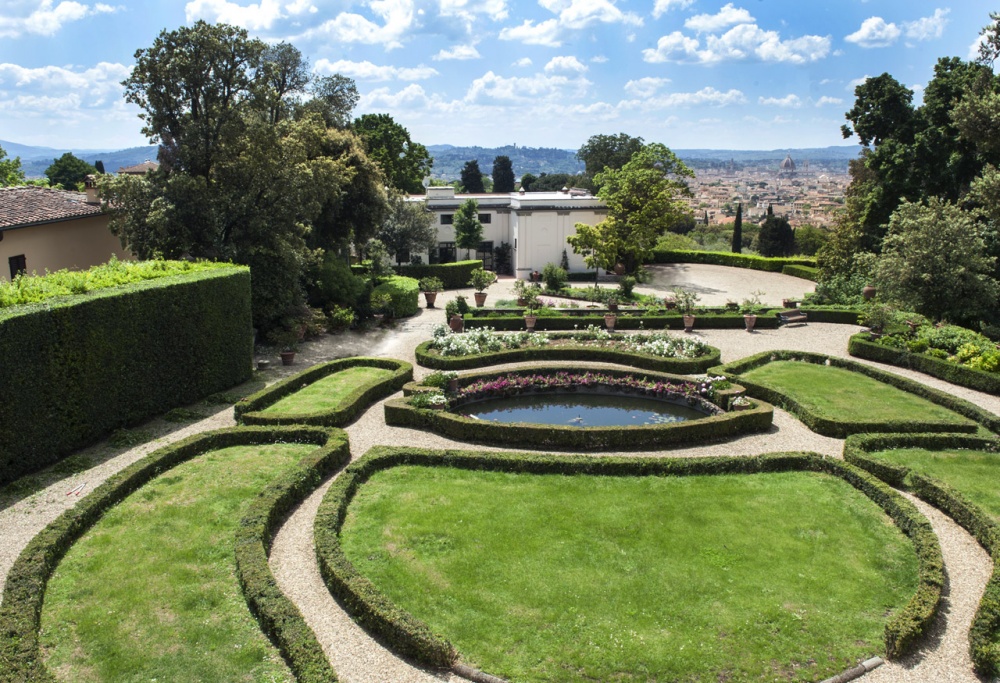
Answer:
xmin=460 ymin=160 xmax=485 ymax=193
xmin=492 ymin=155 xmax=515 ymax=193
xmin=732 ymin=202 xmax=743 ymax=253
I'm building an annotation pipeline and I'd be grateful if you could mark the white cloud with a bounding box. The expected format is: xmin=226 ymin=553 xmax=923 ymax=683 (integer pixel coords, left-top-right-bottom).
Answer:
xmin=500 ymin=0 xmax=640 ymax=47
xmin=433 ymin=44 xmax=481 ymax=60
xmin=846 ymin=75 xmax=870 ymax=90
xmin=643 ymin=24 xmax=830 ymax=64
xmin=623 ymin=77 xmax=669 ymax=97
xmin=631 ymin=86 xmax=746 ymax=108
xmin=184 ymin=0 xmax=285 ymax=30
xmin=499 ymin=18 xmax=561 ymax=46
xmin=360 ymin=83 xmax=435 ymax=110
xmin=301 ymin=0 xmax=415 ymax=50
xmin=544 ymin=55 xmax=587 ymax=73
xmin=684 ymin=3 xmax=753 ymax=34
xmin=465 ymin=70 xmax=591 ymax=104
xmin=759 ymin=94 xmax=801 ymax=108
xmin=314 ymin=58 xmax=437 ymax=81
xmin=0 ymin=61 xmax=130 ymax=94
xmin=438 ymin=0 xmax=509 ymax=24
xmin=845 ymin=16 xmax=900 ymax=48
xmin=652 ymin=0 xmax=694 ymax=19
xmin=903 ymin=8 xmax=949 ymax=41
xmin=815 ymin=96 xmax=843 ymax=107
xmin=0 ymin=0 xmax=118 ymax=38
xmin=590 ymin=55 xmax=608 ymax=63
xmin=513 ymin=57 xmax=532 ymax=67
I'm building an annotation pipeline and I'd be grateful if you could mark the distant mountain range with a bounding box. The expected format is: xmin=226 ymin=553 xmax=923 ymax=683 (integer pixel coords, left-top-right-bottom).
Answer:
xmin=3 ymin=138 xmax=862 ymax=180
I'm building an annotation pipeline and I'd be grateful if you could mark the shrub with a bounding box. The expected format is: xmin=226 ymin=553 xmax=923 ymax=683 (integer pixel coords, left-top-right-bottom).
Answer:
xmin=650 ymin=249 xmax=815 ymax=272
xmin=327 ymin=305 xmax=355 ymax=333
xmin=309 ymin=251 xmax=368 ymax=311
xmin=393 ymin=260 xmax=483 ymax=289
xmin=418 ymin=276 xmax=444 ymax=292
xmin=781 ymin=264 xmax=818 ymax=281
xmin=372 ymin=276 xmax=420 ymax=318
xmin=541 ymin=263 xmax=568 ymax=292
xmin=618 ymin=275 xmax=636 ymax=298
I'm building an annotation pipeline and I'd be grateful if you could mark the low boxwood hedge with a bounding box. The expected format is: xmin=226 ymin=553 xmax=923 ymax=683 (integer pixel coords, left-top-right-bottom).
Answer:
xmin=0 ymin=426 xmax=347 ymax=683
xmin=843 ymin=433 xmax=1000 ymax=675
xmin=392 ymin=260 xmax=484 ymax=289
xmin=463 ymin=312 xmax=781 ymax=331
xmin=235 ymin=357 xmax=412 ymax=427
xmin=795 ymin=306 xmax=862 ymax=325
xmin=781 ymin=264 xmax=819 ymax=281
xmin=649 ymin=249 xmax=817 ymax=272
xmin=414 ymin=336 xmax=722 ymax=373
xmin=372 ymin=276 xmax=420 ymax=318
xmin=849 ymin=333 xmax=1000 ymax=396
xmin=314 ymin=447 xmax=941 ymax=672
xmin=384 ymin=364 xmax=772 ymax=450
xmin=710 ymin=351 xmax=997 ymax=438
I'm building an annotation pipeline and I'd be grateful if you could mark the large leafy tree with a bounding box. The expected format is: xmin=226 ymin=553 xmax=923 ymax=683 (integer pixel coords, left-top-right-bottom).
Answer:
xmin=0 ymin=144 xmax=26 ymax=186
xmin=460 ymin=160 xmax=485 ymax=193
xmin=577 ymin=133 xmax=645 ymax=189
xmin=571 ymin=142 xmax=693 ymax=274
xmin=377 ymin=193 xmax=437 ymax=264
xmin=305 ymin=74 xmax=359 ymax=129
xmin=492 ymin=155 xmax=515 ymax=193
xmin=352 ymin=113 xmax=432 ymax=194
xmin=453 ymin=198 xmax=483 ymax=259
xmin=756 ymin=214 xmax=795 ymax=257
xmin=44 ymin=153 xmax=96 ymax=190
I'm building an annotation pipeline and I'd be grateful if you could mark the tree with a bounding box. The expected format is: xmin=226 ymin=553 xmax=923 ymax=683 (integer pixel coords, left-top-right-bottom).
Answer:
xmin=492 ymin=155 xmax=515 ymax=193
xmin=94 ymin=160 xmax=106 ymax=174
xmin=573 ymin=142 xmax=693 ymax=274
xmin=731 ymin=203 xmax=743 ymax=253
xmin=260 ymin=42 xmax=310 ymax=125
xmin=520 ymin=172 xmax=537 ymax=191
xmin=453 ymin=199 xmax=483 ymax=259
xmin=567 ymin=220 xmax=619 ymax=288
xmin=577 ymin=133 xmax=645 ymax=186
xmin=377 ymin=192 xmax=437 ymax=264
xmin=353 ymin=113 xmax=432 ymax=194
xmin=44 ymin=153 xmax=96 ymax=189
xmin=841 ymin=73 xmax=915 ymax=147
xmin=460 ymin=160 xmax=484 ymax=193
xmin=0 ymin=144 xmax=25 ymax=186
xmin=304 ymin=74 xmax=359 ymax=129
xmin=757 ymin=214 xmax=795 ymax=257
xmin=874 ymin=198 xmax=999 ymax=323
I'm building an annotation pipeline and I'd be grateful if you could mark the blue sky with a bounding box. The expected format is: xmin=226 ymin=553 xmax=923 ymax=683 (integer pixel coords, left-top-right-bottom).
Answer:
xmin=0 ymin=0 xmax=994 ymax=151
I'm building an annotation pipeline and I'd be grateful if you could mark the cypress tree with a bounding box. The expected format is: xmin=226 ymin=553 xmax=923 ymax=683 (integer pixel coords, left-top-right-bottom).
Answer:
xmin=731 ymin=202 xmax=743 ymax=253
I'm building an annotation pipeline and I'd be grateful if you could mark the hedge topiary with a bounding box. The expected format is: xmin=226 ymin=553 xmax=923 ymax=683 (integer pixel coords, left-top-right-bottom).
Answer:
xmin=235 ymin=357 xmax=413 ymax=427
xmin=781 ymin=264 xmax=819 ymax=281
xmin=649 ymin=249 xmax=816 ymax=272
xmin=0 ymin=265 xmax=253 ymax=487
xmin=843 ymin=433 xmax=1000 ymax=675
xmin=391 ymin=260 xmax=484 ymax=289
xmin=372 ymin=276 xmax=420 ymax=318
xmin=314 ymin=447 xmax=941 ymax=673
xmin=0 ymin=426 xmax=347 ymax=683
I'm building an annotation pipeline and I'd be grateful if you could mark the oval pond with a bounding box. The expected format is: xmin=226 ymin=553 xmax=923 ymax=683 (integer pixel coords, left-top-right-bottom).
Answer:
xmin=455 ymin=393 xmax=710 ymax=427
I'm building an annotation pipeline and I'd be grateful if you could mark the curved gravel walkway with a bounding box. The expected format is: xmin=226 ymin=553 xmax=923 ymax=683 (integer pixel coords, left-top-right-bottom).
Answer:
xmin=0 ymin=265 xmax=995 ymax=683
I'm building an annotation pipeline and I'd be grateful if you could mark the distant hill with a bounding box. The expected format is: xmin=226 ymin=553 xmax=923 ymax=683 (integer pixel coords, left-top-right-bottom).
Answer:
xmin=1 ymin=139 xmax=158 ymax=178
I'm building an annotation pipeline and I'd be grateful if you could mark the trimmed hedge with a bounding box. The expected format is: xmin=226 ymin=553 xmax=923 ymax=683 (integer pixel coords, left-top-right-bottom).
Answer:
xmin=235 ymin=357 xmax=412 ymax=427
xmin=0 ymin=266 xmax=253 ymax=487
xmin=373 ymin=276 xmax=420 ymax=318
xmin=781 ymin=264 xmax=819 ymax=281
xmin=414 ymin=336 xmax=722 ymax=373
xmin=384 ymin=364 xmax=772 ymax=450
xmin=796 ymin=306 xmax=862 ymax=325
xmin=710 ymin=351 xmax=996 ymax=438
xmin=393 ymin=260 xmax=484 ymax=289
xmin=849 ymin=333 xmax=1000 ymax=396
xmin=843 ymin=433 xmax=1000 ymax=675
xmin=464 ymin=311 xmax=781 ymax=331
xmin=0 ymin=426 xmax=346 ymax=683
xmin=314 ymin=447 xmax=941 ymax=671
xmin=649 ymin=249 xmax=817 ymax=272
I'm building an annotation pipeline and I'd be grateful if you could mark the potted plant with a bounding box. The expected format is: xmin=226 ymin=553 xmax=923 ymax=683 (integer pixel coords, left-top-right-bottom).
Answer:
xmin=267 ymin=327 xmax=300 ymax=366
xmin=607 ymin=296 xmax=619 ymax=312
xmin=468 ymin=268 xmax=495 ymax=307
xmin=781 ymin=297 xmax=798 ymax=309
xmin=512 ymin=278 xmax=529 ymax=306
xmin=725 ymin=299 xmax=739 ymax=311
xmin=604 ymin=311 xmax=617 ymax=332
xmin=673 ymin=287 xmax=700 ymax=332
xmin=370 ymin=291 xmax=392 ymax=324
xmin=859 ymin=301 xmax=897 ymax=338
xmin=419 ymin=276 xmax=444 ymax=308
xmin=741 ymin=290 xmax=764 ymax=333
xmin=446 ymin=295 xmax=469 ymax=332
xmin=523 ymin=287 xmax=541 ymax=331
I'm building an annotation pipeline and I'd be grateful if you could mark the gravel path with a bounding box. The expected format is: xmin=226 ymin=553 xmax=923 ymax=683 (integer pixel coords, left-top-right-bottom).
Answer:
xmin=0 ymin=265 xmax=995 ymax=682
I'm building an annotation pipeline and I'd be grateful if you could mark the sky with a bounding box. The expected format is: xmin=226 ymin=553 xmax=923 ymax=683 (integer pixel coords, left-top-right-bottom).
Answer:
xmin=0 ymin=0 xmax=996 ymax=152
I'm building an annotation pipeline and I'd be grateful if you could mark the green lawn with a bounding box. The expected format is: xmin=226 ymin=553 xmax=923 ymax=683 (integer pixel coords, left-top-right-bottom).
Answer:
xmin=40 ymin=443 xmax=317 ymax=682
xmin=340 ymin=466 xmax=919 ymax=683
xmin=742 ymin=361 xmax=972 ymax=427
xmin=872 ymin=447 xmax=1000 ymax=519
xmin=261 ymin=366 xmax=394 ymax=415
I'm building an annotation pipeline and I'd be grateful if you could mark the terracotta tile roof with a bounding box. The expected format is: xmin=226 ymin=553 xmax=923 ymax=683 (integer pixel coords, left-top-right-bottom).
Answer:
xmin=118 ymin=160 xmax=159 ymax=174
xmin=0 ymin=186 xmax=102 ymax=231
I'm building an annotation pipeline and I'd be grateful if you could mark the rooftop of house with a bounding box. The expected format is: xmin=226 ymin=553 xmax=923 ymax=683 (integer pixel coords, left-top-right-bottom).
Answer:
xmin=0 ymin=186 xmax=102 ymax=231
xmin=118 ymin=160 xmax=159 ymax=174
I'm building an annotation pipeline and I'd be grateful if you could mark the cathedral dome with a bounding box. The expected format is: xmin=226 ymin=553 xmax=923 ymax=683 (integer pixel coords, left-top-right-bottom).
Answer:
xmin=780 ymin=154 xmax=796 ymax=171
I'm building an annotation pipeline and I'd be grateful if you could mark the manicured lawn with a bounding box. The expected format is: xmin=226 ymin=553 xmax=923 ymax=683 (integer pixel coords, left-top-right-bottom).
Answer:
xmin=260 ymin=366 xmax=394 ymax=415
xmin=872 ymin=447 xmax=1000 ymax=519
xmin=742 ymin=361 xmax=973 ymax=427
xmin=340 ymin=466 xmax=919 ymax=683
xmin=40 ymin=443 xmax=317 ymax=682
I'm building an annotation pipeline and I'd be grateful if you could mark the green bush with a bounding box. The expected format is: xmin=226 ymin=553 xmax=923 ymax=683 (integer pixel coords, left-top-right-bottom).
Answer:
xmin=849 ymin=334 xmax=1000 ymax=395
xmin=309 ymin=252 xmax=368 ymax=311
xmin=782 ymin=264 xmax=819 ymax=281
xmin=314 ymin=447 xmax=940 ymax=670
xmin=392 ymin=260 xmax=484 ymax=289
xmin=650 ymin=249 xmax=816 ymax=272
xmin=372 ymin=276 xmax=420 ymax=318
xmin=0 ymin=266 xmax=253 ymax=486
xmin=541 ymin=263 xmax=568 ymax=292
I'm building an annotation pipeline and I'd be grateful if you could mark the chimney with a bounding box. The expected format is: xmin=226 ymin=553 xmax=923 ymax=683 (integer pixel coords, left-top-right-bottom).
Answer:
xmin=84 ymin=174 xmax=99 ymax=205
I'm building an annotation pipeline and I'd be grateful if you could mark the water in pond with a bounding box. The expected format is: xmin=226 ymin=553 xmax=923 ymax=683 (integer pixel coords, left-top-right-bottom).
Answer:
xmin=455 ymin=393 xmax=708 ymax=427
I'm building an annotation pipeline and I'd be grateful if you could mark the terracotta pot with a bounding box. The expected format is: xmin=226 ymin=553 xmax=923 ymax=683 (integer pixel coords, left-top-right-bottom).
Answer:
xmin=423 ymin=291 xmax=438 ymax=308
xmin=531 ymin=270 xmax=541 ymax=282
xmin=524 ymin=314 xmax=537 ymax=332
xmin=725 ymin=302 xmax=739 ymax=311
xmin=782 ymin=298 xmax=797 ymax=309
xmin=744 ymin=314 xmax=757 ymax=332
xmin=613 ymin=263 xmax=626 ymax=276
xmin=280 ymin=350 xmax=296 ymax=366
xmin=608 ymin=302 xmax=619 ymax=312
xmin=862 ymin=285 xmax=877 ymax=301
xmin=474 ymin=291 xmax=488 ymax=307
xmin=683 ymin=314 xmax=696 ymax=332
xmin=449 ymin=314 xmax=465 ymax=333
xmin=517 ymin=296 xmax=528 ymax=306
xmin=604 ymin=313 xmax=617 ymax=332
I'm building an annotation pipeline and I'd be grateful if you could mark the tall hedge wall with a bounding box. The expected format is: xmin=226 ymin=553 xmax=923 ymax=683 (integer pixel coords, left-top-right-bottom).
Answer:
xmin=393 ymin=260 xmax=484 ymax=289
xmin=649 ymin=249 xmax=816 ymax=272
xmin=0 ymin=266 xmax=253 ymax=485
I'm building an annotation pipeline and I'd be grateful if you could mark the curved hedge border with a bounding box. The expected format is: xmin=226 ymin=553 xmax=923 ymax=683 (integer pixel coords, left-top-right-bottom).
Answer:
xmin=414 ymin=336 xmax=722 ymax=373
xmin=464 ymin=312 xmax=780 ymax=331
xmin=649 ymin=249 xmax=816 ymax=272
xmin=385 ymin=364 xmax=772 ymax=450
xmin=849 ymin=333 xmax=1000 ymax=396
xmin=781 ymin=264 xmax=819 ymax=281
xmin=314 ymin=447 xmax=942 ymax=673
xmin=0 ymin=265 xmax=252 ymax=486
xmin=843 ymin=433 xmax=1000 ymax=676
xmin=235 ymin=357 xmax=412 ymax=427
xmin=709 ymin=351 xmax=996 ymax=438
xmin=0 ymin=426 xmax=347 ymax=683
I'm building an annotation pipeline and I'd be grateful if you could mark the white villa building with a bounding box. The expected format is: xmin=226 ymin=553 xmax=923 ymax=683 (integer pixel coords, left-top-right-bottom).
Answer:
xmin=411 ymin=186 xmax=607 ymax=278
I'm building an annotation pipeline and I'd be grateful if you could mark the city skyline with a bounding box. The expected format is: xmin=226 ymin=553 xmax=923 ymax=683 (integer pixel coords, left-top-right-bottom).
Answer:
xmin=0 ymin=0 xmax=994 ymax=152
